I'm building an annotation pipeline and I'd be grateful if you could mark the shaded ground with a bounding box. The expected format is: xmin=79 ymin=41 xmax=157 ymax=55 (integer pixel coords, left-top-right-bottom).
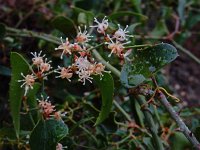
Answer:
xmin=169 ymin=28 xmax=200 ymax=107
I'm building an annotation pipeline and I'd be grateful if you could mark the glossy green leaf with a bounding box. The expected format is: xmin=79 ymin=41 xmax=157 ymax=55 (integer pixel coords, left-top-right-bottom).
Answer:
xmin=109 ymin=11 xmax=148 ymax=21
xmin=30 ymin=119 xmax=68 ymax=150
xmin=0 ymin=23 xmax=6 ymax=39
xmin=120 ymin=43 xmax=178 ymax=88
xmin=9 ymin=52 xmax=31 ymax=138
xmin=72 ymin=7 xmax=94 ymax=26
xmin=93 ymin=73 xmax=114 ymax=125
xmin=51 ymin=16 xmax=77 ymax=37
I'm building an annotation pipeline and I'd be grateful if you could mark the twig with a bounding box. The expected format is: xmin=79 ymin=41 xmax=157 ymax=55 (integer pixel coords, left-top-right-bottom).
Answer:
xmin=92 ymin=49 xmax=121 ymax=77
xmin=113 ymin=100 xmax=131 ymax=122
xmin=151 ymin=76 xmax=200 ymax=149
xmin=172 ymin=41 xmax=200 ymax=64
xmin=69 ymin=118 xmax=98 ymax=144
xmin=157 ymin=91 xmax=200 ymax=149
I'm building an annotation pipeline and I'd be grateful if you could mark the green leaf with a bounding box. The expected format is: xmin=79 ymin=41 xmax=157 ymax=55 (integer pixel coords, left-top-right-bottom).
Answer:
xmin=186 ymin=13 xmax=200 ymax=29
xmin=9 ymin=52 xmax=31 ymax=138
xmin=151 ymin=20 xmax=168 ymax=37
xmin=27 ymin=83 xmax=41 ymax=122
xmin=127 ymin=23 xmax=141 ymax=34
xmin=27 ymin=83 xmax=41 ymax=108
xmin=109 ymin=11 xmax=148 ymax=21
xmin=51 ymin=16 xmax=77 ymax=37
xmin=0 ymin=23 xmax=6 ymax=39
xmin=0 ymin=65 xmax=11 ymax=76
xmin=130 ymin=0 xmax=142 ymax=13
xmin=83 ymin=102 xmax=117 ymax=133
xmin=93 ymin=73 xmax=114 ymax=125
xmin=134 ymin=100 xmax=145 ymax=127
xmin=30 ymin=119 xmax=68 ymax=150
xmin=72 ymin=7 xmax=94 ymax=26
xmin=170 ymin=132 xmax=191 ymax=150
xmin=120 ymin=43 xmax=178 ymax=88
xmin=177 ymin=0 xmax=186 ymax=25
xmin=98 ymin=112 xmax=117 ymax=134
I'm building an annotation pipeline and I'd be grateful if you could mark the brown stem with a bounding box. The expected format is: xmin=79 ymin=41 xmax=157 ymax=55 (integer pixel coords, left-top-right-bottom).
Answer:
xmin=157 ymin=91 xmax=200 ymax=149
xmin=151 ymin=76 xmax=200 ymax=149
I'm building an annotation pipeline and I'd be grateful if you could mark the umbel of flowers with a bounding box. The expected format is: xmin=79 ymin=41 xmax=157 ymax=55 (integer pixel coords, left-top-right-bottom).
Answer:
xmin=18 ymin=16 xmax=133 ymax=121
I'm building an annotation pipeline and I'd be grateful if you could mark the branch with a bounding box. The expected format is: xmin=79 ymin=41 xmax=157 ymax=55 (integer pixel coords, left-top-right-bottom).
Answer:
xmin=92 ymin=49 xmax=121 ymax=77
xmin=157 ymin=91 xmax=200 ymax=149
xmin=172 ymin=41 xmax=200 ymax=64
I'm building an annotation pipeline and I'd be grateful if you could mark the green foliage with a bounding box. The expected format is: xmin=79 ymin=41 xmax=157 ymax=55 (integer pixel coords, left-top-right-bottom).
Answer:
xmin=93 ymin=73 xmax=114 ymax=125
xmin=72 ymin=7 xmax=94 ymax=26
xmin=130 ymin=0 xmax=142 ymax=13
xmin=178 ymin=0 xmax=186 ymax=25
xmin=0 ymin=127 xmax=16 ymax=141
xmin=27 ymin=83 xmax=41 ymax=109
xmin=120 ymin=43 xmax=178 ymax=88
xmin=51 ymin=16 xmax=77 ymax=37
xmin=109 ymin=11 xmax=148 ymax=22
xmin=30 ymin=119 xmax=68 ymax=150
xmin=170 ymin=132 xmax=191 ymax=150
xmin=9 ymin=52 xmax=31 ymax=138
xmin=2 ymin=1 xmax=200 ymax=149
xmin=151 ymin=20 xmax=168 ymax=37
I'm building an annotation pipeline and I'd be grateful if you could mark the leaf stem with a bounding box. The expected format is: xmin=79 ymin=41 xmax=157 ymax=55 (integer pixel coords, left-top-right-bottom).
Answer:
xmin=113 ymin=100 xmax=131 ymax=122
xmin=28 ymin=112 xmax=36 ymax=127
xmin=92 ymin=49 xmax=121 ymax=77
xmin=87 ymin=43 xmax=105 ymax=51
xmin=69 ymin=118 xmax=98 ymax=144
xmin=125 ymin=44 xmax=152 ymax=49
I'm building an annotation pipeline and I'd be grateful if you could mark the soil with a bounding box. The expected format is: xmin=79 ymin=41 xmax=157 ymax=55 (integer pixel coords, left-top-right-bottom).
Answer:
xmin=168 ymin=29 xmax=200 ymax=107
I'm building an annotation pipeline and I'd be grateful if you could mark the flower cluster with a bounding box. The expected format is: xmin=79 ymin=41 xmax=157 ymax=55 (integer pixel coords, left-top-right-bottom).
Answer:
xmin=90 ymin=17 xmax=133 ymax=58
xmin=55 ymin=52 xmax=106 ymax=85
xmin=18 ymin=16 xmax=133 ymax=95
xmin=56 ymin=143 xmax=67 ymax=150
xmin=18 ymin=73 xmax=36 ymax=96
xmin=31 ymin=51 xmax=52 ymax=73
xmin=18 ymin=51 xmax=52 ymax=96
xmin=106 ymin=25 xmax=132 ymax=58
xmin=55 ymin=26 xmax=107 ymax=85
xmin=38 ymin=95 xmax=66 ymax=120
